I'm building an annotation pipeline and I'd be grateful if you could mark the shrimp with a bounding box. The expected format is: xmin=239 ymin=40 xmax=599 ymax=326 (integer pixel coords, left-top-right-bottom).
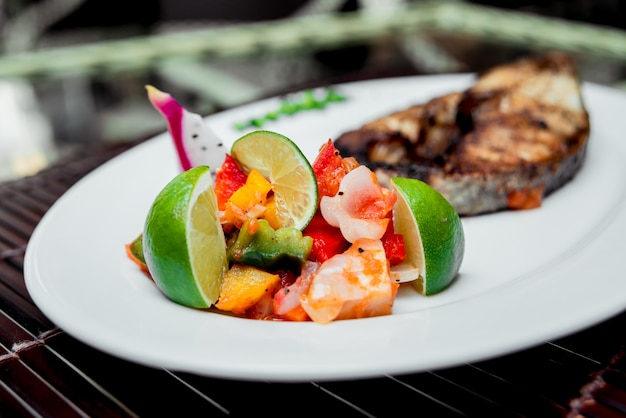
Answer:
xmin=272 ymin=261 xmax=320 ymax=316
xmin=300 ymin=238 xmax=399 ymax=324
xmin=320 ymin=165 xmax=396 ymax=243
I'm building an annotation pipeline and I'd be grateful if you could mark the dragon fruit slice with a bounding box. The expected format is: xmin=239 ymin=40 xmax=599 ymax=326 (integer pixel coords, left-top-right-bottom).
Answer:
xmin=146 ymin=85 xmax=226 ymax=176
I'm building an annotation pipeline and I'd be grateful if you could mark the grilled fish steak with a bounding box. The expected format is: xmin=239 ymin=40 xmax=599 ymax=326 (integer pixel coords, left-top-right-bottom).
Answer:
xmin=334 ymin=53 xmax=590 ymax=216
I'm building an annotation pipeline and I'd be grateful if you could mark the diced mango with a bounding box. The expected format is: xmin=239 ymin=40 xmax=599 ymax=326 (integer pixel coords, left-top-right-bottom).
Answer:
xmin=228 ymin=169 xmax=271 ymax=208
xmin=263 ymin=196 xmax=281 ymax=230
xmin=223 ymin=169 xmax=272 ymax=227
xmin=215 ymin=264 xmax=281 ymax=314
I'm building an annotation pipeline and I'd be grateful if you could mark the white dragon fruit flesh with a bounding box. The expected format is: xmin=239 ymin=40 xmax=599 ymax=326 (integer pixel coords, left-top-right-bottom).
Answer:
xmin=146 ymin=85 xmax=227 ymax=176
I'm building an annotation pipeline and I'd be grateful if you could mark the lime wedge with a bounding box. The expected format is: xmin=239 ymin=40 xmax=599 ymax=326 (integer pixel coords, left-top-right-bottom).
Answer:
xmin=143 ymin=166 xmax=227 ymax=308
xmin=391 ymin=177 xmax=464 ymax=295
xmin=230 ymin=130 xmax=318 ymax=230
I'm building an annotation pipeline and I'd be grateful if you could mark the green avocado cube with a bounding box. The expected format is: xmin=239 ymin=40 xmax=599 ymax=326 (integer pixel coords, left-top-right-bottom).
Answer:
xmin=227 ymin=219 xmax=312 ymax=269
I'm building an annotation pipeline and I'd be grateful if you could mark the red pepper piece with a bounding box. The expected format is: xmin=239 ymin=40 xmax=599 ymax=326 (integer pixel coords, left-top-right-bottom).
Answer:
xmin=214 ymin=154 xmax=248 ymax=211
xmin=312 ymin=139 xmax=347 ymax=200
xmin=303 ymin=211 xmax=349 ymax=263
xmin=381 ymin=216 xmax=406 ymax=266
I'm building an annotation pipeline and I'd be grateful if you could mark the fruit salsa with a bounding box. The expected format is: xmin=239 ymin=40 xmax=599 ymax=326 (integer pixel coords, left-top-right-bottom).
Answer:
xmin=126 ymin=87 xmax=464 ymax=324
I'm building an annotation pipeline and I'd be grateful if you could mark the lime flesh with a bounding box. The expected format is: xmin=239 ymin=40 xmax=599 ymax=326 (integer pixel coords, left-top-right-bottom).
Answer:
xmin=391 ymin=177 xmax=464 ymax=295
xmin=230 ymin=130 xmax=318 ymax=230
xmin=143 ymin=166 xmax=227 ymax=308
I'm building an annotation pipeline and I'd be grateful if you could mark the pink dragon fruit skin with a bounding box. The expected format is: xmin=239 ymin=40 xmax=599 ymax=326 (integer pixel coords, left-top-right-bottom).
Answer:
xmin=146 ymin=85 xmax=226 ymax=176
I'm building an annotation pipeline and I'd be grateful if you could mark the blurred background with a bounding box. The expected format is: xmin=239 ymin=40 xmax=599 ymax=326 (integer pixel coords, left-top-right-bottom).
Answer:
xmin=1 ymin=0 xmax=626 ymax=180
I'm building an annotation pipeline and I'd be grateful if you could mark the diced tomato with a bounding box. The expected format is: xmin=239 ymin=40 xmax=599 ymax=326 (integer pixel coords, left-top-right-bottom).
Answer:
xmin=312 ymin=139 xmax=348 ymax=199
xmin=381 ymin=216 xmax=406 ymax=266
xmin=303 ymin=211 xmax=349 ymax=263
xmin=214 ymin=154 xmax=248 ymax=211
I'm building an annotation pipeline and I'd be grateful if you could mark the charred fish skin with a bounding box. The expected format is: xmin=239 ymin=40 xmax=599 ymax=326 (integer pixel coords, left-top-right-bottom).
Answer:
xmin=334 ymin=52 xmax=590 ymax=216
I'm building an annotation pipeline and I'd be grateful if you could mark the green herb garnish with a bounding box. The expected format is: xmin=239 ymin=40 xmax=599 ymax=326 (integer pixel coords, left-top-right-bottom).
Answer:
xmin=234 ymin=87 xmax=346 ymax=131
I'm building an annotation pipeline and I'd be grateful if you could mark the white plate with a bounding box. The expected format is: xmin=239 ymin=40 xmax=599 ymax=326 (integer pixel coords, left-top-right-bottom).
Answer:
xmin=25 ymin=75 xmax=626 ymax=382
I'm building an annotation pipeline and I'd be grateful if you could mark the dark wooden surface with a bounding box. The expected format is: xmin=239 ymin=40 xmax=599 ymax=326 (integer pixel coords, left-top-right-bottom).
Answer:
xmin=1 ymin=140 xmax=625 ymax=417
